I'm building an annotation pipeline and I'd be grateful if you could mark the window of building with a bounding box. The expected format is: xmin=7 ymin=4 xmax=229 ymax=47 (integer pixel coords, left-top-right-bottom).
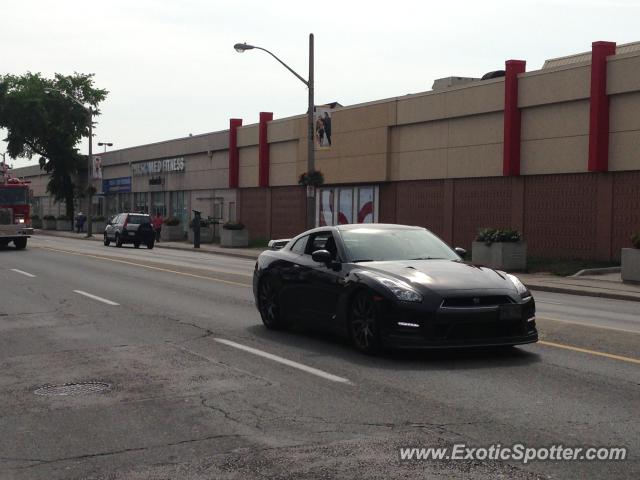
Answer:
xmin=152 ymin=191 xmax=166 ymax=216
xmin=316 ymin=186 xmax=378 ymax=227
xmin=228 ymin=201 xmax=236 ymax=223
xmin=170 ymin=191 xmax=188 ymax=232
xmin=118 ymin=193 xmax=131 ymax=213
xmin=134 ymin=192 xmax=148 ymax=213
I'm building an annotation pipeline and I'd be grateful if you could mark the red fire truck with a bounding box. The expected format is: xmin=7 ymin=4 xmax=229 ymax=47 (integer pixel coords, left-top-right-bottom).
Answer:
xmin=0 ymin=166 xmax=33 ymax=249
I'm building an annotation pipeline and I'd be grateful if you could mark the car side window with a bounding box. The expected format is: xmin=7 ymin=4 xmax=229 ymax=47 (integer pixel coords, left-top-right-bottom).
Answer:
xmin=290 ymin=235 xmax=309 ymax=255
xmin=306 ymin=232 xmax=338 ymax=260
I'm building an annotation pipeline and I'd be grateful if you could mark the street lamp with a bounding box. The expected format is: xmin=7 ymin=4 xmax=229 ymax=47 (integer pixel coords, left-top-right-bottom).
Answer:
xmin=44 ymin=87 xmax=95 ymax=237
xmin=98 ymin=142 xmax=113 ymax=153
xmin=234 ymin=34 xmax=316 ymax=230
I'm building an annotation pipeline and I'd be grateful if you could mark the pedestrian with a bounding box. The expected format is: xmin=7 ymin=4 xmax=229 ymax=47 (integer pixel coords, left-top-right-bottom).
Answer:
xmin=191 ymin=210 xmax=201 ymax=249
xmin=152 ymin=212 xmax=163 ymax=242
xmin=76 ymin=211 xmax=85 ymax=233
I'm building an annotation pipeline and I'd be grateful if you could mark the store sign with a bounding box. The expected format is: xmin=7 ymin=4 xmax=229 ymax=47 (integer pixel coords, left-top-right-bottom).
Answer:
xmin=132 ymin=157 xmax=185 ymax=176
xmin=102 ymin=177 xmax=132 ymax=193
xmin=149 ymin=176 xmax=163 ymax=185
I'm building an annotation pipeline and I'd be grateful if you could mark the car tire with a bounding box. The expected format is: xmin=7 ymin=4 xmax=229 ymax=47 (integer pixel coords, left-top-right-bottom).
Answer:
xmin=257 ymin=276 xmax=289 ymax=330
xmin=103 ymin=234 xmax=110 ymax=246
xmin=13 ymin=238 xmax=27 ymax=250
xmin=349 ymin=290 xmax=382 ymax=354
xmin=115 ymin=233 xmax=123 ymax=248
xmin=134 ymin=242 xmax=140 ymax=248
xmin=146 ymin=241 xmax=154 ymax=249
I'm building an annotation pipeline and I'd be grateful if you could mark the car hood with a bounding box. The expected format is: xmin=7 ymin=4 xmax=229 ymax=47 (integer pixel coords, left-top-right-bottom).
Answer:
xmin=358 ymin=260 xmax=517 ymax=294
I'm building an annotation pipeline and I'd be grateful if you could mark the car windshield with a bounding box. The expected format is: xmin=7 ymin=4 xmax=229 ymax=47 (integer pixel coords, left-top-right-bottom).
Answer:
xmin=341 ymin=227 xmax=460 ymax=262
xmin=0 ymin=187 xmax=28 ymax=205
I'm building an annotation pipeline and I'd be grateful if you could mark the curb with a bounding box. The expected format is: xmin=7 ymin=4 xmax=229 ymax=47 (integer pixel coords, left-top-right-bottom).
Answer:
xmin=526 ymin=283 xmax=640 ymax=303
xmin=571 ymin=266 xmax=621 ymax=277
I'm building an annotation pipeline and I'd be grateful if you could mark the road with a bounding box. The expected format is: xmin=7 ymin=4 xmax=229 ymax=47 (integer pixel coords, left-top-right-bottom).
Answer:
xmin=0 ymin=235 xmax=638 ymax=479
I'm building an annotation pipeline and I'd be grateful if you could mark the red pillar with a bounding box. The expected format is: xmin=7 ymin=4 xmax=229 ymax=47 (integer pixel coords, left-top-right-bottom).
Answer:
xmin=228 ymin=118 xmax=242 ymax=188
xmin=503 ymin=60 xmax=526 ymax=176
xmin=588 ymin=41 xmax=616 ymax=172
xmin=258 ymin=112 xmax=273 ymax=187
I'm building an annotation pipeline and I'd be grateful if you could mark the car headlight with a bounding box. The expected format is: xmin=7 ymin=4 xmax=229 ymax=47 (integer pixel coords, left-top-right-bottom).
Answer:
xmin=507 ymin=274 xmax=529 ymax=298
xmin=375 ymin=276 xmax=423 ymax=303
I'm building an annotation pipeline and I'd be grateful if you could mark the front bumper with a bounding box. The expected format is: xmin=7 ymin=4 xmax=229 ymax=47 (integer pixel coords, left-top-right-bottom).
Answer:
xmin=381 ymin=296 xmax=538 ymax=349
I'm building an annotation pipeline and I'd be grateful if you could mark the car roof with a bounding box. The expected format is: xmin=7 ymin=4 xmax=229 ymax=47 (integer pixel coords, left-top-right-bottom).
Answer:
xmin=335 ymin=223 xmax=423 ymax=231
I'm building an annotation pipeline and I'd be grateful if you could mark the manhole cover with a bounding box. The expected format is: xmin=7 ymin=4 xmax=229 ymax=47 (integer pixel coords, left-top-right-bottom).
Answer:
xmin=34 ymin=382 xmax=111 ymax=396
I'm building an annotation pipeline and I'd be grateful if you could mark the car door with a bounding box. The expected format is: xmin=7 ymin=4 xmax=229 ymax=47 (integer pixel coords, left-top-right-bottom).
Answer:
xmin=106 ymin=214 xmax=120 ymax=239
xmin=299 ymin=231 xmax=345 ymax=326
xmin=277 ymin=234 xmax=309 ymax=320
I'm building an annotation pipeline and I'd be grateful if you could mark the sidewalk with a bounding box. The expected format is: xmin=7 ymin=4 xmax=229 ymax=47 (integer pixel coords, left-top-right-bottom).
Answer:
xmin=32 ymin=230 xmax=640 ymax=302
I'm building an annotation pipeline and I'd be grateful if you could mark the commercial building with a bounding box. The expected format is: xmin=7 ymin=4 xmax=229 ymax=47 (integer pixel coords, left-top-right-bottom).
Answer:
xmin=15 ymin=40 xmax=640 ymax=260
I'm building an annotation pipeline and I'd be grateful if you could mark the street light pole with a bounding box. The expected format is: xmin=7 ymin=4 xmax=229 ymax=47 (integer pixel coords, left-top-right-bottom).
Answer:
xmin=234 ymin=34 xmax=317 ymax=230
xmin=307 ymin=33 xmax=315 ymax=230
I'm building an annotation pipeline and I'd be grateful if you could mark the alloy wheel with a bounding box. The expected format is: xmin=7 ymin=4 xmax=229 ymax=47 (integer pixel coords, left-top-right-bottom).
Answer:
xmin=350 ymin=292 xmax=380 ymax=353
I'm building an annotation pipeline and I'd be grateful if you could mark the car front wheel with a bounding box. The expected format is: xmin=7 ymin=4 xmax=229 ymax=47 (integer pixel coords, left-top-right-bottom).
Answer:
xmin=349 ymin=290 xmax=382 ymax=354
xmin=258 ymin=277 xmax=289 ymax=330
xmin=115 ymin=234 xmax=123 ymax=248
xmin=103 ymin=234 xmax=110 ymax=246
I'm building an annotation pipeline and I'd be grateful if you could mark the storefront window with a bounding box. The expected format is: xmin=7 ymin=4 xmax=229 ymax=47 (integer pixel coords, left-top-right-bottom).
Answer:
xmin=357 ymin=187 xmax=374 ymax=223
xmin=152 ymin=192 xmax=166 ymax=217
xmin=134 ymin=192 xmax=148 ymax=213
xmin=170 ymin=191 xmax=188 ymax=232
xmin=106 ymin=194 xmax=117 ymax=216
xmin=118 ymin=193 xmax=131 ymax=213
xmin=317 ymin=186 xmax=377 ymax=227
xmin=338 ymin=188 xmax=353 ymax=224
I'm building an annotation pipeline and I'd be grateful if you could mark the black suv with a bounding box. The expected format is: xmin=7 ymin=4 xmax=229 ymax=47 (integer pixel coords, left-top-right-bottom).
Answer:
xmin=104 ymin=213 xmax=155 ymax=249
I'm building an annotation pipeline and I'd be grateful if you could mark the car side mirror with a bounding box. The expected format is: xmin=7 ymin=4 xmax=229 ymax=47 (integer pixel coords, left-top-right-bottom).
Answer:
xmin=454 ymin=247 xmax=467 ymax=257
xmin=312 ymin=249 xmax=333 ymax=264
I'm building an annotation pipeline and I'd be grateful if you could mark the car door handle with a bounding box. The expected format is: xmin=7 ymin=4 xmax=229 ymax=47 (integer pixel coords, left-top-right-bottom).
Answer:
xmin=293 ymin=264 xmax=301 ymax=268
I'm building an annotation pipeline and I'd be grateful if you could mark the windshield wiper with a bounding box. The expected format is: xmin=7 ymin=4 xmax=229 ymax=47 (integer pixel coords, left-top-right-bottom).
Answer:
xmin=409 ymin=256 xmax=446 ymax=260
xmin=351 ymin=259 xmax=374 ymax=263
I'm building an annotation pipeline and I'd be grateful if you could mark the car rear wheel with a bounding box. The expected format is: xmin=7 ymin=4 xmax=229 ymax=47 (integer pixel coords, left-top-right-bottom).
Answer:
xmin=103 ymin=234 xmax=110 ymax=246
xmin=349 ymin=290 xmax=382 ymax=354
xmin=134 ymin=242 xmax=140 ymax=248
xmin=258 ymin=277 xmax=289 ymax=330
xmin=13 ymin=238 xmax=27 ymax=250
xmin=115 ymin=233 xmax=123 ymax=248
xmin=146 ymin=241 xmax=154 ymax=249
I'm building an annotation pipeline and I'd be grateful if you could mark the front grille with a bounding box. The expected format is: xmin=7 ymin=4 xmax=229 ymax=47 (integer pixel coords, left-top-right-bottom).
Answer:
xmin=441 ymin=295 xmax=512 ymax=308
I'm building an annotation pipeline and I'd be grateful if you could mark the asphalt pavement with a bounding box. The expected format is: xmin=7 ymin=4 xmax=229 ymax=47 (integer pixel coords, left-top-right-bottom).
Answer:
xmin=0 ymin=235 xmax=638 ymax=479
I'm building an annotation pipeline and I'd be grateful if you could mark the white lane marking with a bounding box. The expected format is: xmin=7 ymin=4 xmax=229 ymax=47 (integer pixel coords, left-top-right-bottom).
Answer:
xmin=73 ymin=290 xmax=120 ymax=306
xmin=214 ymin=338 xmax=351 ymax=384
xmin=10 ymin=269 xmax=36 ymax=278
xmin=536 ymin=300 xmax=564 ymax=305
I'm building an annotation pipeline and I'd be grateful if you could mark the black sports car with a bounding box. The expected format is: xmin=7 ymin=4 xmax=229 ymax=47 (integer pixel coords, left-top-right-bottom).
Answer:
xmin=253 ymin=224 xmax=537 ymax=353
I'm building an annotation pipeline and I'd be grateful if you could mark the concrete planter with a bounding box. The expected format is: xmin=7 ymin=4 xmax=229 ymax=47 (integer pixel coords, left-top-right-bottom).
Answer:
xmin=188 ymin=226 xmax=215 ymax=244
xmin=472 ymin=241 xmax=527 ymax=271
xmin=161 ymin=224 xmax=184 ymax=241
xmin=56 ymin=219 xmax=72 ymax=231
xmin=92 ymin=221 xmax=106 ymax=234
xmin=621 ymin=248 xmax=640 ymax=283
xmin=31 ymin=218 xmax=43 ymax=229
xmin=220 ymin=228 xmax=248 ymax=248
xmin=43 ymin=218 xmax=57 ymax=230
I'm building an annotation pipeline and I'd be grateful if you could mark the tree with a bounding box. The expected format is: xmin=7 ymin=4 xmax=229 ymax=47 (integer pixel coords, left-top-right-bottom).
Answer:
xmin=0 ymin=72 xmax=108 ymax=222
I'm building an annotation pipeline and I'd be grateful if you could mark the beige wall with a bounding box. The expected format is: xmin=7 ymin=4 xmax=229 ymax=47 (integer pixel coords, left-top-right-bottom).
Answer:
xmin=238 ymin=146 xmax=258 ymax=188
xmin=609 ymin=91 xmax=640 ymax=171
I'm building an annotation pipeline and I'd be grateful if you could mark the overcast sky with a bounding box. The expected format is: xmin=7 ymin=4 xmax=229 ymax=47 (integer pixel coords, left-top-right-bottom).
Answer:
xmin=2 ymin=0 xmax=639 ymax=168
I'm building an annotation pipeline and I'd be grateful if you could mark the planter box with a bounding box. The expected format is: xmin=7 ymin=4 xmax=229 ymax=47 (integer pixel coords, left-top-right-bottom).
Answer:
xmin=92 ymin=221 xmax=106 ymax=234
xmin=31 ymin=218 xmax=43 ymax=229
xmin=43 ymin=219 xmax=57 ymax=230
xmin=621 ymin=248 xmax=640 ymax=283
xmin=161 ymin=224 xmax=184 ymax=241
xmin=188 ymin=226 xmax=215 ymax=244
xmin=220 ymin=228 xmax=248 ymax=248
xmin=56 ymin=219 xmax=72 ymax=231
xmin=472 ymin=241 xmax=527 ymax=271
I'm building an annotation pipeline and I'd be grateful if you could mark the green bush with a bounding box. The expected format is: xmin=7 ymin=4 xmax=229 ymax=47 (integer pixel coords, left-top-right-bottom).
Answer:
xmin=31 ymin=214 xmax=40 ymax=220
xmin=476 ymin=228 xmax=521 ymax=246
xmin=631 ymin=232 xmax=640 ymax=249
xmin=164 ymin=216 xmax=180 ymax=226
xmin=92 ymin=215 xmax=106 ymax=222
xmin=56 ymin=215 xmax=69 ymax=221
xmin=43 ymin=214 xmax=56 ymax=220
